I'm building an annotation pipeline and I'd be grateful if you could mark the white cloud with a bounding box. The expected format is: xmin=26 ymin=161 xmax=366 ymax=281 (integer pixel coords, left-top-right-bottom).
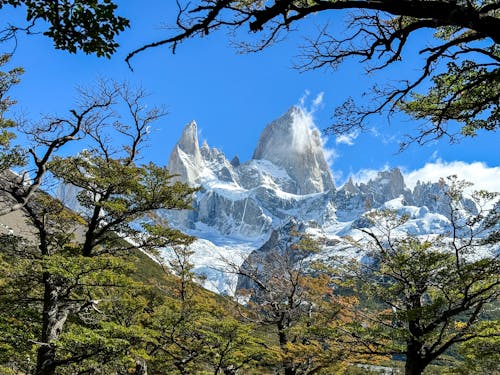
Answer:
xmin=369 ymin=126 xmax=399 ymax=145
xmin=429 ymin=150 xmax=439 ymax=162
xmin=297 ymin=90 xmax=324 ymax=113
xmin=293 ymin=92 xmax=336 ymax=169
xmin=298 ymin=90 xmax=310 ymax=108
xmin=323 ymin=147 xmax=338 ymax=168
xmin=335 ymin=130 xmax=360 ymax=146
xmin=403 ymin=160 xmax=500 ymax=192
xmin=335 ymin=160 xmax=500 ymax=194
xmin=312 ymin=92 xmax=324 ymax=112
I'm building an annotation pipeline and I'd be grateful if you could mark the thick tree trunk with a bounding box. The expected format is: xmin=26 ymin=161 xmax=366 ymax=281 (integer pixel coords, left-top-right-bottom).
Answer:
xmin=35 ymin=273 xmax=69 ymax=375
xmin=35 ymin=345 xmax=57 ymax=375
xmin=404 ymin=341 xmax=426 ymax=375
xmin=404 ymin=362 xmax=425 ymax=375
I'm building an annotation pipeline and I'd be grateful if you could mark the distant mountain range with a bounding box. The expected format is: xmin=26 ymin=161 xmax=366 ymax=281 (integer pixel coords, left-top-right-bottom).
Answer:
xmin=138 ymin=106 xmax=483 ymax=295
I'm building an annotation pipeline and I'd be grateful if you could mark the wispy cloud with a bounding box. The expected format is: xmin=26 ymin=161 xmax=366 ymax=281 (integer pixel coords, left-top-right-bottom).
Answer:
xmin=298 ymin=90 xmax=324 ymax=113
xmin=312 ymin=92 xmax=324 ymax=112
xmin=369 ymin=126 xmax=399 ymax=145
xmin=323 ymin=147 xmax=338 ymax=168
xmin=335 ymin=129 xmax=360 ymax=146
xmin=298 ymin=90 xmax=310 ymax=108
xmin=294 ymin=91 xmax=334 ymax=168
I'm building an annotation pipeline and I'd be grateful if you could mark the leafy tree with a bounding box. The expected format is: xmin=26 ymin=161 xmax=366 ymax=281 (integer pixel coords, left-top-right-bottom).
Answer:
xmin=233 ymin=223 xmax=361 ymax=375
xmin=126 ymin=0 xmax=500 ymax=146
xmin=0 ymin=0 xmax=129 ymax=57
xmin=0 ymin=81 xmax=197 ymax=375
xmin=0 ymin=53 xmax=24 ymax=178
xmin=450 ymin=319 xmax=500 ymax=374
xmin=344 ymin=176 xmax=500 ymax=375
xmin=145 ymin=244 xmax=267 ymax=375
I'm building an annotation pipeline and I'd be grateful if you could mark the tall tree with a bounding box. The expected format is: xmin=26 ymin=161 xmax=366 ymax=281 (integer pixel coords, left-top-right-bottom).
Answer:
xmin=0 ymin=81 xmax=197 ymax=375
xmin=145 ymin=244 xmax=267 ymax=375
xmin=126 ymin=0 xmax=500 ymax=146
xmin=343 ymin=176 xmax=500 ymax=375
xmin=233 ymin=223 xmax=360 ymax=375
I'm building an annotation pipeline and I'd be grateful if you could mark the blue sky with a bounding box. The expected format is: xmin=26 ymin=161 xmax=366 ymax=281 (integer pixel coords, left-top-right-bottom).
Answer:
xmin=4 ymin=1 xmax=499 ymax=190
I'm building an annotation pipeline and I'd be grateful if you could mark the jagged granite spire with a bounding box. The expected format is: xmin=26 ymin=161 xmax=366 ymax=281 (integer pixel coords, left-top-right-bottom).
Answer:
xmin=252 ymin=106 xmax=335 ymax=194
xmin=342 ymin=176 xmax=359 ymax=194
xmin=167 ymin=121 xmax=204 ymax=184
xmin=230 ymin=155 xmax=240 ymax=168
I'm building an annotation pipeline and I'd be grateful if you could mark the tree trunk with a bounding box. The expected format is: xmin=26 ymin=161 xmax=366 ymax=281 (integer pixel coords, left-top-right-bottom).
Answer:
xmin=134 ymin=358 xmax=148 ymax=375
xmin=404 ymin=342 xmax=426 ymax=375
xmin=35 ymin=273 xmax=69 ymax=375
xmin=277 ymin=320 xmax=295 ymax=375
xmin=35 ymin=345 xmax=57 ymax=375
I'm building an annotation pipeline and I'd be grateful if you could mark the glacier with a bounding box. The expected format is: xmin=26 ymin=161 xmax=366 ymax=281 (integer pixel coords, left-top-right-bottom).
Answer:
xmin=152 ymin=106 xmax=494 ymax=294
xmin=53 ymin=106 xmax=497 ymax=295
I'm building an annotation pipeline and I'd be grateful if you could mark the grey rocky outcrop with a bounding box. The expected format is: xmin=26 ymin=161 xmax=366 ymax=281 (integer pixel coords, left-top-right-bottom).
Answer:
xmin=167 ymin=121 xmax=204 ymax=184
xmin=252 ymin=106 xmax=335 ymax=195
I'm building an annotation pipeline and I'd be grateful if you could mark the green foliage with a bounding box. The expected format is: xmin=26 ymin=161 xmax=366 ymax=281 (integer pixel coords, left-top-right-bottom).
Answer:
xmin=401 ymin=59 xmax=499 ymax=137
xmin=141 ymin=244 xmax=269 ymax=375
xmin=0 ymin=81 xmax=199 ymax=374
xmin=451 ymin=319 xmax=500 ymax=374
xmin=345 ymin=177 xmax=500 ymax=374
xmin=0 ymin=0 xmax=129 ymax=57
xmin=0 ymin=53 xmax=25 ymax=171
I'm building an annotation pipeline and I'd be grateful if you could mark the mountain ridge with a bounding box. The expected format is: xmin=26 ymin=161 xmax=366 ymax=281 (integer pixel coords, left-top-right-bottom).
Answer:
xmin=56 ymin=107 xmax=491 ymax=295
xmin=156 ymin=108 xmax=485 ymax=294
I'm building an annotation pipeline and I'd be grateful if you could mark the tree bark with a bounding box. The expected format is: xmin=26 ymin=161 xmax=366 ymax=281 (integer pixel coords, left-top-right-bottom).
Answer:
xmin=35 ymin=274 xmax=69 ymax=375
xmin=134 ymin=358 xmax=148 ymax=375
xmin=404 ymin=342 xmax=426 ymax=375
xmin=277 ymin=319 xmax=296 ymax=375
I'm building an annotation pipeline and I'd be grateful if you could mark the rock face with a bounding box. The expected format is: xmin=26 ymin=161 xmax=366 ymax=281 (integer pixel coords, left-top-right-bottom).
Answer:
xmin=333 ymin=168 xmax=411 ymax=221
xmin=162 ymin=108 xmax=337 ymax=238
xmin=127 ymin=108 xmax=494 ymax=294
xmin=168 ymin=121 xmax=204 ymax=184
xmin=236 ymin=219 xmax=307 ymax=292
xmin=253 ymin=106 xmax=335 ymax=194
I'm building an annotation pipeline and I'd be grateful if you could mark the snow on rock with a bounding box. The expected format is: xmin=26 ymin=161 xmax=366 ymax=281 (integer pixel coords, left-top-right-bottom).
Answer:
xmin=252 ymin=106 xmax=335 ymax=195
xmin=154 ymin=112 xmax=497 ymax=295
xmin=161 ymin=231 xmax=266 ymax=295
xmin=168 ymin=121 xmax=204 ymax=184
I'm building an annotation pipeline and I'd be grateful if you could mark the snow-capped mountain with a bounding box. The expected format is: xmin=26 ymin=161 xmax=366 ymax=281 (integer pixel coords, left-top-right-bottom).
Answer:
xmin=154 ymin=106 xmax=494 ymax=295
xmin=163 ymin=106 xmax=337 ymax=240
xmin=55 ymin=106 xmax=496 ymax=295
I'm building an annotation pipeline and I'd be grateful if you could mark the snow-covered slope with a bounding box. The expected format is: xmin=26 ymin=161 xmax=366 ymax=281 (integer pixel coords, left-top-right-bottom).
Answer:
xmin=155 ymin=107 xmax=497 ymax=294
xmin=56 ymin=107 xmax=497 ymax=295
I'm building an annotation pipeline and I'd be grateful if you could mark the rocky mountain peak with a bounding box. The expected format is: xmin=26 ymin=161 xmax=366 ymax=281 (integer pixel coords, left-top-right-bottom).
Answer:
xmin=200 ymin=139 xmax=210 ymax=155
xmin=342 ymin=176 xmax=359 ymax=194
xmin=177 ymin=121 xmax=201 ymax=158
xmin=252 ymin=106 xmax=335 ymax=195
xmin=167 ymin=121 xmax=203 ymax=184
xmin=356 ymin=168 xmax=409 ymax=207
xmin=230 ymin=155 xmax=240 ymax=168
